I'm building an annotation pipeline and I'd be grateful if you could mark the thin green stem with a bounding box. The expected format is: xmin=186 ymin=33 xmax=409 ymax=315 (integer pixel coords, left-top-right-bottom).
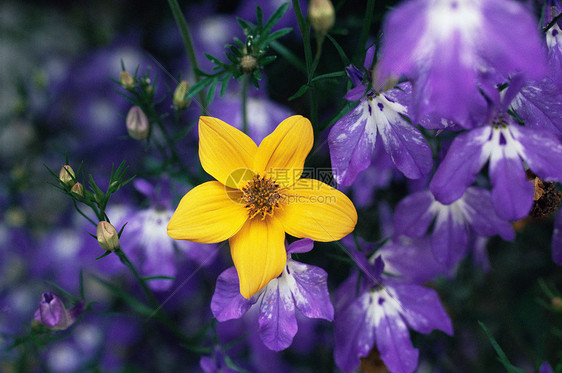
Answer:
xmin=354 ymin=0 xmax=376 ymax=64
xmin=292 ymin=0 xmax=313 ymax=74
xmin=115 ymin=248 xmax=160 ymax=309
xmin=167 ymin=0 xmax=208 ymax=114
xmin=241 ymin=74 xmax=249 ymax=134
xmin=72 ymin=200 xmax=97 ymax=227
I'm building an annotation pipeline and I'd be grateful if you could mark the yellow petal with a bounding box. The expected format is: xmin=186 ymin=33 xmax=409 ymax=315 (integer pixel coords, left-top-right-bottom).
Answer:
xmin=276 ymin=178 xmax=357 ymax=242
xmin=229 ymin=217 xmax=286 ymax=299
xmin=199 ymin=116 xmax=258 ymax=188
xmin=167 ymin=181 xmax=248 ymax=243
xmin=253 ymin=115 xmax=313 ymax=188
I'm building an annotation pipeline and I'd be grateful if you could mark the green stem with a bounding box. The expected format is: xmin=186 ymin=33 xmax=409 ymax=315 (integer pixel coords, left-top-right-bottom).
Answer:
xmin=292 ymin=0 xmax=313 ymax=74
xmin=241 ymin=74 xmax=249 ymax=134
xmin=115 ymin=248 xmax=160 ymax=309
xmin=114 ymin=248 xmax=201 ymax=347
xmin=354 ymin=0 xmax=376 ymax=64
xmin=167 ymin=0 xmax=208 ymax=114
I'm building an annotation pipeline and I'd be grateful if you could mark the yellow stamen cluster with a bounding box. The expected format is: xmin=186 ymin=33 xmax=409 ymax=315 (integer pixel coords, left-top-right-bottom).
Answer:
xmin=241 ymin=174 xmax=285 ymax=219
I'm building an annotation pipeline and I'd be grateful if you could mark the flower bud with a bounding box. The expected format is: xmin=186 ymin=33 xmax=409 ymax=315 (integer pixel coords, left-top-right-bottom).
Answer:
xmin=119 ymin=71 xmax=135 ymax=90
xmin=97 ymin=221 xmax=120 ymax=251
xmin=240 ymin=55 xmax=258 ymax=73
xmin=308 ymin=0 xmax=335 ymax=35
xmin=173 ymin=81 xmax=191 ymax=110
xmin=34 ymin=292 xmax=84 ymax=331
xmin=126 ymin=106 xmax=150 ymax=140
xmin=58 ymin=165 xmax=76 ymax=188
xmin=70 ymin=182 xmax=84 ymax=198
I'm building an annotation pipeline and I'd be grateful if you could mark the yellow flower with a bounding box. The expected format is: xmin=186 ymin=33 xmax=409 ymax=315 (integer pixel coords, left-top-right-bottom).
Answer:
xmin=167 ymin=115 xmax=357 ymax=299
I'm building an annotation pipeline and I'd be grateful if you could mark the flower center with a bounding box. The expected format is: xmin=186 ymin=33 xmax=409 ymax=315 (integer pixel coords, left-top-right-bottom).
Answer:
xmin=241 ymin=174 xmax=285 ymax=219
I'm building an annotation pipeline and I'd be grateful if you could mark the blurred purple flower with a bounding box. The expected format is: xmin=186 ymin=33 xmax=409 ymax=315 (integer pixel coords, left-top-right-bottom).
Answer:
xmin=211 ymin=239 xmax=333 ymax=351
xmin=333 ymin=254 xmax=453 ymax=372
xmin=539 ymin=361 xmax=554 ymax=373
xmin=208 ymin=89 xmax=294 ymax=144
xmin=122 ymin=179 xmax=218 ymax=291
xmin=393 ymin=187 xmax=514 ymax=267
xmin=376 ymin=0 xmax=546 ymax=126
xmin=34 ymin=292 xmax=84 ymax=331
xmin=430 ymin=82 xmax=562 ymax=221
xmin=329 ymin=47 xmax=433 ymax=185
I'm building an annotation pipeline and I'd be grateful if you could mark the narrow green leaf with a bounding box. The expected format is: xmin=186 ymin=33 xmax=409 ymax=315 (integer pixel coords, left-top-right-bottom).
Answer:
xmin=142 ymin=276 xmax=176 ymax=281
xmin=270 ymin=41 xmax=306 ymax=73
xmin=95 ymin=251 xmax=111 ymax=260
xmin=326 ymin=33 xmax=351 ymax=67
xmin=44 ymin=281 xmax=78 ymax=303
xmin=256 ymin=5 xmax=264 ymax=28
xmin=268 ymin=27 xmax=292 ymax=41
xmin=311 ymin=71 xmax=346 ymax=83
xmin=264 ymin=3 xmax=290 ymax=34
xmin=478 ymin=321 xmax=527 ymax=373
xmin=206 ymin=79 xmax=218 ymax=106
xmin=236 ymin=18 xmax=254 ymax=33
xmin=289 ymin=84 xmax=310 ymax=101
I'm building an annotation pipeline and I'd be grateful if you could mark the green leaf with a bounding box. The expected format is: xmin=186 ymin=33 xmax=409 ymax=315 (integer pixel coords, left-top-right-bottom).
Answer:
xmin=268 ymin=27 xmax=292 ymax=41
xmin=204 ymin=53 xmax=224 ymax=67
xmin=256 ymin=5 xmax=264 ymax=28
xmin=220 ymin=74 xmax=232 ymax=97
xmin=326 ymin=33 xmax=351 ymax=67
xmin=478 ymin=321 xmax=527 ymax=373
xmin=95 ymin=251 xmax=111 ymax=260
xmin=236 ymin=18 xmax=254 ymax=34
xmin=260 ymin=55 xmax=277 ymax=66
xmin=184 ymin=77 xmax=212 ymax=100
xmin=270 ymin=41 xmax=306 ymax=73
xmin=206 ymin=79 xmax=218 ymax=106
xmin=44 ymin=281 xmax=78 ymax=303
xmin=264 ymin=3 xmax=290 ymax=34
xmin=289 ymin=84 xmax=310 ymax=101
xmin=142 ymin=276 xmax=176 ymax=281
xmin=311 ymin=71 xmax=346 ymax=83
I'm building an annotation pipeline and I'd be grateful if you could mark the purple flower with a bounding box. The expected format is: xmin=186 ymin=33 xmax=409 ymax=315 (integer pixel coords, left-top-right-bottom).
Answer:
xmin=376 ymin=0 xmax=546 ymax=126
xmin=394 ymin=187 xmax=514 ymax=267
xmin=510 ymin=78 xmax=562 ymax=136
xmin=539 ymin=361 xmax=554 ymax=373
xmin=210 ymin=239 xmax=334 ymax=351
xmin=329 ymin=47 xmax=432 ymax=185
xmin=430 ymin=82 xmax=562 ymax=220
xmin=122 ymin=179 xmax=218 ymax=291
xmin=334 ymin=254 xmax=453 ymax=372
xmin=34 ymin=292 xmax=84 ymax=331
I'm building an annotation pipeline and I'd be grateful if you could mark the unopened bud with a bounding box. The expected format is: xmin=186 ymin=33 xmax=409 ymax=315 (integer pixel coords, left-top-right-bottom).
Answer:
xmin=240 ymin=55 xmax=258 ymax=73
xmin=34 ymin=292 xmax=85 ymax=331
xmin=59 ymin=165 xmax=76 ymax=188
xmin=119 ymin=71 xmax=135 ymax=90
xmin=309 ymin=0 xmax=335 ymax=35
xmin=70 ymin=182 xmax=84 ymax=198
xmin=173 ymin=81 xmax=191 ymax=110
xmin=97 ymin=221 xmax=120 ymax=252
xmin=126 ymin=106 xmax=149 ymax=140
